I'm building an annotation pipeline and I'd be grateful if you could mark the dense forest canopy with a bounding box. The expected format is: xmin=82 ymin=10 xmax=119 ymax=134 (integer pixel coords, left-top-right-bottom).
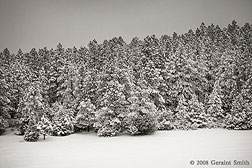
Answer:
xmin=0 ymin=21 xmax=252 ymax=141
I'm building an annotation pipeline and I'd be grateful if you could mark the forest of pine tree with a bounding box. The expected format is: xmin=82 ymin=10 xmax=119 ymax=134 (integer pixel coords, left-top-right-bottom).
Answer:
xmin=0 ymin=21 xmax=251 ymax=141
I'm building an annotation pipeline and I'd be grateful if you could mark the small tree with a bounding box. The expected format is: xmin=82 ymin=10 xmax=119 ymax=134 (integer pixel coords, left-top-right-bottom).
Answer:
xmin=225 ymin=78 xmax=252 ymax=130
xmin=124 ymin=108 xmax=157 ymax=135
xmin=50 ymin=103 xmax=74 ymax=136
xmin=24 ymin=115 xmax=40 ymax=142
xmin=157 ymin=109 xmax=174 ymax=130
xmin=94 ymin=107 xmax=122 ymax=137
xmin=206 ymin=80 xmax=225 ymax=128
xmin=37 ymin=115 xmax=52 ymax=140
xmin=75 ymin=99 xmax=96 ymax=132
xmin=225 ymin=94 xmax=252 ymax=130
xmin=124 ymin=95 xmax=157 ymax=135
xmin=16 ymin=82 xmax=45 ymax=135
xmin=174 ymin=86 xmax=207 ymax=130
xmin=15 ymin=114 xmax=30 ymax=135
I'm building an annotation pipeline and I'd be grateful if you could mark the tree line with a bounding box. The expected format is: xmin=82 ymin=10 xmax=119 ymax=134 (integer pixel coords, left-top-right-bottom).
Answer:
xmin=0 ymin=20 xmax=251 ymax=141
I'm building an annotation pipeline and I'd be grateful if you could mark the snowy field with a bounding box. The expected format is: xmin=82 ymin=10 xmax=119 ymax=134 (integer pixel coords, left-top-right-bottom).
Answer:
xmin=0 ymin=129 xmax=252 ymax=168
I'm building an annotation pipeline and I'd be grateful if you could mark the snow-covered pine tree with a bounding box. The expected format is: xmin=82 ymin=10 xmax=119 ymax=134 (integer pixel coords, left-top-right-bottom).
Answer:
xmin=1 ymin=48 xmax=12 ymax=66
xmin=0 ymin=55 xmax=25 ymax=123
xmin=157 ymin=109 xmax=174 ymax=130
xmin=46 ymin=44 xmax=65 ymax=106
xmin=123 ymin=91 xmax=157 ymax=135
xmin=206 ymin=80 xmax=225 ymax=128
xmin=27 ymin=48 xmax=41 ymax=77
xmin=225 ymin=78 xmax=252 ymax=130
xmin=50 ymin=103 xmax=74 ymax=136
xmin=24 ymin=115 xmax=40 ymax=142
xmin=174 ymin=83 xmax=207 ymax=130
xmin=75 ymin=99 xmax=96 ymax=131
xmin=0 ymin=68 xmax=12 ymax=121
xmin=124 ymin=107 xmax=157 ymax=135
xmin=0 ymin=116 xmax=9 ymax=135
xmin=16 ymin=82 xmax=45 ymax=136
xmin=94 ymin=107 xmax=121 ymax=137
xmin=37 ymin=114 xmax=52 ymax=140
xmin=57 ymin=62 xmax=78 ymax=110
xmin=93 ymin=67 xmax=129 ymax=136
xmin=219 ymin=49 xmax=239 ymax=114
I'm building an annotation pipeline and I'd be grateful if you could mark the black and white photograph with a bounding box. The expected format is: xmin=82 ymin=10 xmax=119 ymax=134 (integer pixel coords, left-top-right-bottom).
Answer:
xmin=0 ymin=0 xmax=252 ymax=167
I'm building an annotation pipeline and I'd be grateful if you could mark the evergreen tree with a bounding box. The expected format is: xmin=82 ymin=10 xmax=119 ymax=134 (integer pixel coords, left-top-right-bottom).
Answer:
xmin=0 ymin=116 xmax=9 ymax=135
xmin=0 ymin=68 xmax=12 ymax=120
xmin=50 ymin=103 xmax=74 ymax=136
xmin=225 ymin=78 xmax=252 ymax=129
xmin=206 ymin=80 xmax=225 ymax=127
xmin=24 ymin=115 xmax=40 ymax=142
xmin=123 ymin=93 xmax=157 ymax=135
xmin=57 ymin=62 xmax=78 ymax=109
xmin=75 ymin=99 xmax=96 ymax=131
xmin=1 ymin=48 xmax=11 ymax=66
xmin=94 ymin=107 xmax=122 ymax=137
xmin=37 ymin=114 xmax=52 ymax=140
xmin=124 ymin=107 xmax=157 ymax=135
xmin=157 ymin=109 xmax=174 ymax=130
xmin=16 ymin=82 xmax=45 ymax=135
xmin=174 ymin=84 xmax=207 ymax=130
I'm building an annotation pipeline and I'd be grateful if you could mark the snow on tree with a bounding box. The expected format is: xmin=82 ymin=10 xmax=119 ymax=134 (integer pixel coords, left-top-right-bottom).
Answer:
xmin=206 ymin=80 xmax=225 ymax=128
xmin=24 ymin=115 xmax=40 ymax=142
xmin=0 ymin=21 xmax=251 ymax=137
xmin=15 ymin=114 xmax=29 ymax=135
xmin=90 ymin=66 xmax=131 ymax=136
xmin=8 ymin=62 xmax=33 ymax=118
xmin=225 ymin=78 xmax=252 ymax=130
xmin=123 ymin=92 xmax=157 ymax=135
xmin=44 ymin=44 xmax=66 ymax=106
xmin=0 ymin=48 xmax=13 ymax=66
xmin=157 ymin=109 xmax=174 ymax=130
xmin=225 ymin=94 xmax=251 ymax=130
xmin=75 ymin=99 xmax=96 ymax=131
xmin=124 ymin=108 xmax=157 ymax=135
xmin=219 ymin=48 xmax=239 ymax=114
xmin=16 ymin=82 xmax=45 ymax=135
xmin=0 ymin=116 xmax=9 ymax=135
xmin=174 ymin=83 xmax=207 ymax=130
xmin=16 ymin=49 xmax=24 ymax=63
xmin=47 ymin=66 xmax=60 ymax=105
xmin=57 ymin=62 xmax=78 ymax=109
xmin=96 ymin=70 xmax=127 ymax=112
xmin=94 ymin=107 xmax=122 ymax=137
xmin=50 ymin=103 xmax=74 ymax=136
xmin=37 ymin=114 xmax=52 ymax=140
xmin=27 ymin=48 xmax=40 ymax=77
xmin=0 ymin=69 xmax=12 ymax=120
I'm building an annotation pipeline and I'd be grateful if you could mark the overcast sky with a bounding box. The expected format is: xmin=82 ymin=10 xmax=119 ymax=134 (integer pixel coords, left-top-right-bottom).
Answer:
xmin=0 ymin=0 xmax=252 ymax=53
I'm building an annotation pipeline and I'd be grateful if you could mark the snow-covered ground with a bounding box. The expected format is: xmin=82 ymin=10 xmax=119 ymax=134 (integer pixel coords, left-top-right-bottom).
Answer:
xmin=0 ymin=129 xmax=252 ymax=168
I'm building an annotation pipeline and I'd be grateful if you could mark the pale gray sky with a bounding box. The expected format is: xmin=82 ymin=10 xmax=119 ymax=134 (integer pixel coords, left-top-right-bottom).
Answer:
xmin=0 ymin=0 xmax=252 ymax=53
